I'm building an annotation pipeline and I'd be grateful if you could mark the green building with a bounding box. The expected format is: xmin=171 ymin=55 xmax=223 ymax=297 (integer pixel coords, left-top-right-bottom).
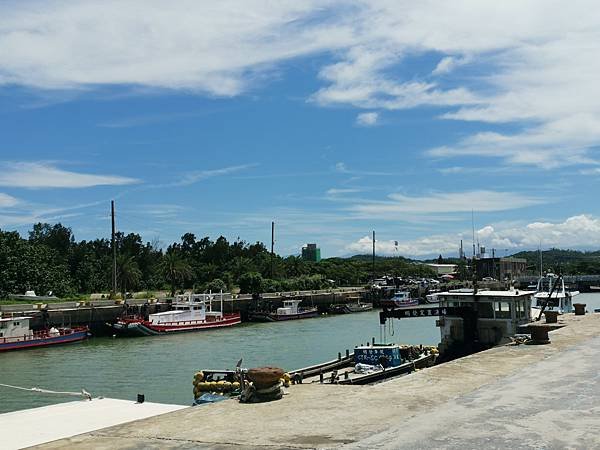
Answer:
xmin=302 ymin=243 xmax=321 ymax=262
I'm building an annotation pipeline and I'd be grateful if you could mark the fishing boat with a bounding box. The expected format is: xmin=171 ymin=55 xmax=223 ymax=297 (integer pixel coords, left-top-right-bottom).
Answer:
xmin=0 ymin=316 xmax=88 ymax=352
xmin=380 ymin=290 xmax=419 ymax=308
xmin=291 ymin=344 xmax=436 ymax=385
xmin=328 ymin=301 xmax=373 ymax=314
xmin=111 ymin=292 xmax=241 ymax=336
xmin=531 ymin=273 xmax=579 ymax=314
xmin=248 ymin=299 xmax=318 ymax=322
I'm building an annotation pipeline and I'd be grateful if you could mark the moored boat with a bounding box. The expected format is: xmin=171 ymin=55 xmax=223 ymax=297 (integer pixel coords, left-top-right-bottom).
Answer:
xmin=328 ymin=302 xmax=373 ymax=314
xmin=112 ymin=292 xmax=241 ymax=336
xmin=249 ymin=299 xmax=318 ymax=322
xmin=381 ymin=290 xmax=419 ymax=308
xmin=291 ymin=344 xmax=436 ymax=385
xmin=0 ymin=316 xmax=88 ymax=352
xmin=531 ymin=273 xmax=579 ymax=315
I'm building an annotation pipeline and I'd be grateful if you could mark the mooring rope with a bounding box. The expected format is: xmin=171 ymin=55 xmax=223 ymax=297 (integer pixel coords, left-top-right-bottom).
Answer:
xmin=0 ymin=383 xmax=92 ymax=400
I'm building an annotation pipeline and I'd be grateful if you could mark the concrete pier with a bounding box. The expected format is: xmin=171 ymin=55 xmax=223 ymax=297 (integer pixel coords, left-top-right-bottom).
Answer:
xmin=36 ymin=313 xmax=600 ymax=449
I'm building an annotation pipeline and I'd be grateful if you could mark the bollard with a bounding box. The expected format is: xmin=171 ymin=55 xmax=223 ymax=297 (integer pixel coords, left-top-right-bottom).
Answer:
xmin=574 ymin=303 xmax=586 ymax=316
xmin=344 ymin=371 xmax=349 ymax=380
xmin=346 ymin=349 xmax=350 ymax=358
xmin=319 ymin=371 xmax=324 ymax=383
xmin=544 ymin=311 xmax=558 ymax=324
xmin=372 ymin=337 xmax=375 ymax=345
xmin=136 ymin=394 xmax=145 ymax=403
xmin=338 ymin=352 xmax=342 ymax=361
xmin=529 ymin=325 xmax=551 ymax=345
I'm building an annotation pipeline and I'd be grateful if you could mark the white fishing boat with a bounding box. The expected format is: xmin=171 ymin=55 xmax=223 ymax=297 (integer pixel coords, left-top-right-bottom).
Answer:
xmin=531 ymin=273 xmax=579 ymax=314
xmin=112 ymin=292 xmax=240 ymax=336
xmin=381 ymin=290 xmax=419 ymax=308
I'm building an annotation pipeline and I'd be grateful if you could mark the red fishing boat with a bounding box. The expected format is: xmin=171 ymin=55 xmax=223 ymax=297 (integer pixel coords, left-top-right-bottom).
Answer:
xmin=0 ymin=316 xmax=89 ymax=352
xmin=112 ymin=292 xmax=241 ymax=336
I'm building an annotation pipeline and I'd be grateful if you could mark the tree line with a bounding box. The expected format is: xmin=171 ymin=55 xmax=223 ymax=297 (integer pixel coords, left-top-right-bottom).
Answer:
xmin=0 ymin=223 xmax=435 ymax=299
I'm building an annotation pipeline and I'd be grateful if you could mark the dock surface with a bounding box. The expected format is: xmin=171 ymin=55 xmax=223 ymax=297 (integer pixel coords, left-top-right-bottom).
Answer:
xmin=0 ymin=398 xmax=185 ymax=450
xmin=34 ymin=314 xmax=600 ymax=449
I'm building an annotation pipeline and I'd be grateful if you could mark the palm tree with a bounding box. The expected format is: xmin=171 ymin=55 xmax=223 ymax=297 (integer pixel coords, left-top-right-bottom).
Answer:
xmin=117 ymin=255 xmax=141 ymax=299
xmin=161 ymin=251 xmax=193 ymax=297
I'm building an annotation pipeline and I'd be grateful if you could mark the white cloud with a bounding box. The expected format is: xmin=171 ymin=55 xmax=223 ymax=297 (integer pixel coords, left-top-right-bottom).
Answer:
xmin=174 ymin=164 xmax=258 ymax=187
xmin=346 ymin=214 xmax=600 ymax=257
xmin=432 ymin=55 xmax=471 ymax=75
xmin=356 ymin=111 xmax=378 ymax=126
xmin=350 ymin=190 xmax=544 ymax=219
xmin=2 ymin=2 xmax=600 ymax=169
xmin=0 ymin=162 xmax=139 ymax=188
xmin=0 ymin=1 xmax=353 ymax=95
xmin=0 ymin=193 xmax=18 ymax=208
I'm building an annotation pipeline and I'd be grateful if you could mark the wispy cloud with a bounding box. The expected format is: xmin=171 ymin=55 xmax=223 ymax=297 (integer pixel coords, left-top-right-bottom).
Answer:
xmin=172 ymin=164 xmax=258 ymax=187
xmin=0 ymin=162 xmax=139 ymax=189
xmin=334 ymin=162 xmax=392 ymax=177
xmin=0 ymin=193 xmax=19 ymax=208
xmin=349 ymin=190 xmax=545 ymax=219
xmin=356 ymin=111 xmax=378 ymax=126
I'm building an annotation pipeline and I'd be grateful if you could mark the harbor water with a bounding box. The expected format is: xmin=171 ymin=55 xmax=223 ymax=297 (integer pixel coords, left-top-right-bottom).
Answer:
xmin=3 ymin=293 xmax=599 ymax=415
xmin=0 ymin=309 xmax=437 ymax=414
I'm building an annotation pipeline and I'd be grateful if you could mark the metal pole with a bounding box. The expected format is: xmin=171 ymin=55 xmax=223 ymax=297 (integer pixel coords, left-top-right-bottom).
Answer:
xmin=111 ymin=200 xmax=117 ymax=299
xmin=372 ymin=230 xmax=376 ymax=282
xmin=271 ymin=221 xmax=275 ymax=279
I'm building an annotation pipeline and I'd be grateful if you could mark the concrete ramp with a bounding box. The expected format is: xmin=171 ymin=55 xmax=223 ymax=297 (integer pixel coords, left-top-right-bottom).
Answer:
xmin=0 ymin=398 xmax=186 ymax=449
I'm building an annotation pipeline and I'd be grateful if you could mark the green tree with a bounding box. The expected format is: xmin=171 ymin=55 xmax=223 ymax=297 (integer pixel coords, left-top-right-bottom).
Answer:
xmin=161 ymin=250 xmax=193 ymax=297
xmin=117 ymin=255 xmax=141 ymax=298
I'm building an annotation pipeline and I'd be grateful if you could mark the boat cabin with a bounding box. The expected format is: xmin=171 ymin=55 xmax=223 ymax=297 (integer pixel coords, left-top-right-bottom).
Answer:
xmin=532 ymin=273 xmax=579 ymax=313
xmin=354 ymin=344 xmax=402 ymax=368
xmin=276 ymin=299 xmax=302 ymax=316
xmin=0 ymin=317 xmax=33 ymax=342
xmin=149 ymin=293 xmax=224 ymax=325
xmin=437 ymin=289 xmax=534 ymax=353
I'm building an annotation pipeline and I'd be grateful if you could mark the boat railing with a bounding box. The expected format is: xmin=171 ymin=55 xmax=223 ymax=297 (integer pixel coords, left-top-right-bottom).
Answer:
xmin=0 ymin=326 xmax=87 ymax=344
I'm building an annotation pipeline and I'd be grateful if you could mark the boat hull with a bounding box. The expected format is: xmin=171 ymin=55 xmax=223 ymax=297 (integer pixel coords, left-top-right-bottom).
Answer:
xmin=380 ymin=299 xmax=419 ymax=308
xmin=248 ymin=309 xmax=319 ymax=322
xmin=0 ymin=329 xmax=88 ymax=352
xmin=112 ymin=314 xmax=241 ymax=336
xmin=328 ymin=303 xmax=373 ymax=314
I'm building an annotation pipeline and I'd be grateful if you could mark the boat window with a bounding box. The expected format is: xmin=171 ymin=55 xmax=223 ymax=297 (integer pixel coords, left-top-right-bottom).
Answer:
xmin=479 ymin=302 xmax=494 ymax=318
xmin=494 ymin=302 xmax=511 ymax=319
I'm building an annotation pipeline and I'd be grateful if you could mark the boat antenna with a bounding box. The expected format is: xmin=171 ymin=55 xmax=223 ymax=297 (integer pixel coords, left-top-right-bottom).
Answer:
xmin=471 ymin=210 xmax=476 ymax=258
xmin=539 ymin=240 xmax=543 ymax=277
xmin=270 ymin=221 xmax=275 ymax=279
xmin=372 ymin=230 xmax=376 ymax=283
xmin=111 ymin=200 xmax=117 ymax=300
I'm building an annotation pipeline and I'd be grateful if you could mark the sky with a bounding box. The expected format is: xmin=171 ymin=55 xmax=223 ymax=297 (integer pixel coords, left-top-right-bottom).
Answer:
xmin=1 ymin=1 xmax=600 ymax=258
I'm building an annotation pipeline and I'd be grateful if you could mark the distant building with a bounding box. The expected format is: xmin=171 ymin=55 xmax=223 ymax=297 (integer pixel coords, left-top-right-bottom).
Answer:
xmin=301 ymin=243 xmax=321 ymax=262
xmin=426 ymin=263 xmax=457 ymax=276
xmin=475 ymin=257 xmax=527 ymax=281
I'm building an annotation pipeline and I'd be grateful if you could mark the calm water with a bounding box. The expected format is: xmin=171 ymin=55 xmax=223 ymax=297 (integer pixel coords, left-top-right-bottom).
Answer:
xmin=3 ymin=293 xmax=599 ymax=414
xmin=0 ymin=310 xmax=438 ymax=413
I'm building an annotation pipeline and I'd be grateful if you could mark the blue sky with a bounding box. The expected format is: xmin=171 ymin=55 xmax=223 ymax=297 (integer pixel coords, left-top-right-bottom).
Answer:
xmin=1 ymin=1 xmax=600 ymax=258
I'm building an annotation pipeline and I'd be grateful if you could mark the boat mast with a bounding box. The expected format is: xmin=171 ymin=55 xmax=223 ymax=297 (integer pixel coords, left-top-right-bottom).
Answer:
xmin=372 ymin=230 xmax=376 ymax=283
xmin=111 ymin=200 xmax=117 ymax=299
xmin=539 ymin=241 xmax=543 ymax=278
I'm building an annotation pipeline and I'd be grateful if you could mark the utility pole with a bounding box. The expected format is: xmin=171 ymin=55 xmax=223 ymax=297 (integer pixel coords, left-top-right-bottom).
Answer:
xmin=111 ymin=200 xmax=117 ymax=299
xmin=270 ymin=221 xmax=275 ymax=279
xmin=372 ymin=230 xmax=376 ymax=282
